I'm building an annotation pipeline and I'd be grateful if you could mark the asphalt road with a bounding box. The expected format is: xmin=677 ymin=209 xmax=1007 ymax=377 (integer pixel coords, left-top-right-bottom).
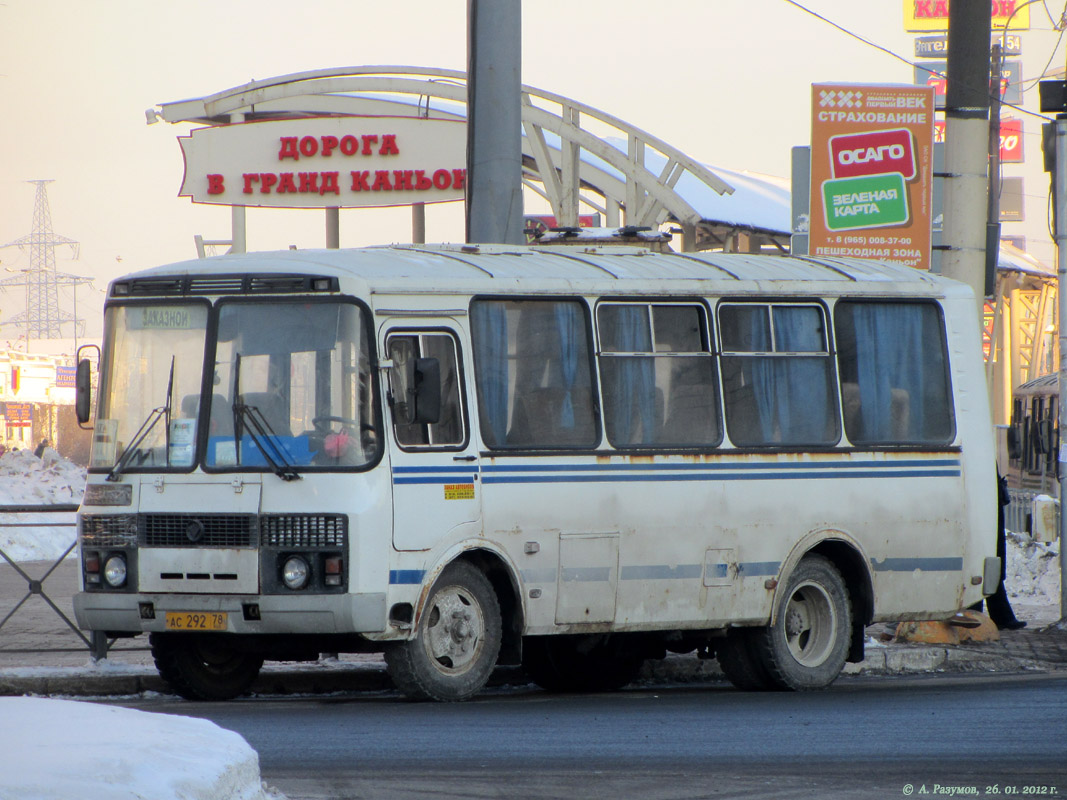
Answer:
xmin=119 ymin=671 xmax=1067 ymax=800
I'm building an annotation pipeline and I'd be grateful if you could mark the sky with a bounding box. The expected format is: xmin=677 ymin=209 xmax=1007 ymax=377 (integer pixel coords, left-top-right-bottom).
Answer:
xmin=2 ymin=0 xmax=1066 ymax=347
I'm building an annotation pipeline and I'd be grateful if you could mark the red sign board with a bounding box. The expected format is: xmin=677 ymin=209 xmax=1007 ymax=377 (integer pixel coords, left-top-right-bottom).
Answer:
xmin=933 ymin=118 xmax=1022 ymax=162
xmin=829 ymin=128 xmax=916 ymax=180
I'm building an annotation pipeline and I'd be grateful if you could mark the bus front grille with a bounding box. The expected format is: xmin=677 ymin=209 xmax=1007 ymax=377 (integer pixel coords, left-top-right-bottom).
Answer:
xmin=142 ymin=514 xmax=258 ymax=548
xmin=260 ymin=513 xmax=347 ymax=548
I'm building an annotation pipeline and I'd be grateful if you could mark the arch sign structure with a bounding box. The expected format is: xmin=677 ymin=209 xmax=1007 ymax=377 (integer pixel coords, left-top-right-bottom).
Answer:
xmin=153 ymin=66 xmax=789 ymax=253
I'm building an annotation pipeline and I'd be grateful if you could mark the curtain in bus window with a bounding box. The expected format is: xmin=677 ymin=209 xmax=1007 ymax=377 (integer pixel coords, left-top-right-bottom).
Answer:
xmin=472 ymin=299 xmax=596 ymax=448
xmin=721 ymin=304 xmax=836 ymax=447
xmin=599 ymin=305 xmax=657 ymax=446
xmin=836 ymin=302 xmax=954 ymax=445
xmin=769 ymin=307 xmax=836 ymax=444
xmin=471 ymin=302 xmax=509 ymax=447
xmin=555 ymin=303 xmax=583 ymax=429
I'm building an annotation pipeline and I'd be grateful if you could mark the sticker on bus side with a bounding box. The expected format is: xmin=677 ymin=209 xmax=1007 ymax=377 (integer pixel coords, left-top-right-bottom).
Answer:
xmin=444 ymin=483 xmax=475 ymax=500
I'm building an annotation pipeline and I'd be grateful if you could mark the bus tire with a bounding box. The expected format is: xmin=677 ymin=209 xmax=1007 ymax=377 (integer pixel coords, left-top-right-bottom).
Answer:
xmin=521 ymin=635 xmax=643 ymax=693
xmin=753 ymin=555 xmax=852 ymax=691
xmin=149 ymin=633 xmax=263 ymax=701
xmin=716 ymin=629 xmax=778 ymax=691
xmin=385 ymin=561 xmax=502 ymax=702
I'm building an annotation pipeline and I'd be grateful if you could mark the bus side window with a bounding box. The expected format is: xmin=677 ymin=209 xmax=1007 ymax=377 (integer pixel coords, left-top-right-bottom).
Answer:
xmin=834 ymin=301 xmax=955 ymax=446
xmin=388 ymin=333 xmax=466 ymax=449
xmin=596 ymin=302 xmax=721 ymax=448
xmin=470 ymin=298 xmax=597 ymax=449
xmin=719 ymin=303 xmax=838 ymax=447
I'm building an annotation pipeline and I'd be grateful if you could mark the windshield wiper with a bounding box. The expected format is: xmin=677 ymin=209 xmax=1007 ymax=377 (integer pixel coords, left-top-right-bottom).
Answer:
xmin=230 ymin=353 xmax=301 ymax=481
xmin=107 ymin=356 xmax=174 ymax=482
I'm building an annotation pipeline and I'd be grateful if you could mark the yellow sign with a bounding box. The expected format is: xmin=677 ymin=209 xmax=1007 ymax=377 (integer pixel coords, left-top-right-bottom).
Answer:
xmin=444 ymin=483 xmax=475 ymax=500
xmin=904 ymin=1 xmax=1030 ymax=32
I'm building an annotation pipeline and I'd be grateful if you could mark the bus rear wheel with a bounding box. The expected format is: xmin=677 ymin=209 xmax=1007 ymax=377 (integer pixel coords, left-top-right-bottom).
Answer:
xmin=752 ymin=555 xmax=852 ymax=691
xmin=149 ymin=633 xmax=264 ymax=701
xmin=385 ymin=561 xmax=502 ymax=702
xmin=522 ymin=635 xmax=644 ymax=693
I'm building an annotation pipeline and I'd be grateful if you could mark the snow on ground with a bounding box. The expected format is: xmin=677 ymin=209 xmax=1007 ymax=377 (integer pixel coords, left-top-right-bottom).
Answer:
xmin=0 ymin=697 xmax=283 ymax=800
xmin=0 ymin=448 xmax=85 ymax=562
xmin=1 ymin=452 xmax=286 ymax=800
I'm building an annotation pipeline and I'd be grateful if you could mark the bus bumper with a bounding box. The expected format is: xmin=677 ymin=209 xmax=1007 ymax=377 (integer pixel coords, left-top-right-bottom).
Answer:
xmin=73 ymin=591 xmax=388 ymax=635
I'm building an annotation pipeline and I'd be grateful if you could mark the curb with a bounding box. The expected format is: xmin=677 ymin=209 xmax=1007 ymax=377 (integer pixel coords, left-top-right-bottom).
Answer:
xmin=0 ymin=645 xmax=1051 ymax=698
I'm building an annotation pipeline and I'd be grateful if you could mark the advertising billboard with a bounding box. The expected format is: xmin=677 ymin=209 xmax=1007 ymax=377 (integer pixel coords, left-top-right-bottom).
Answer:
xmin=178 ymin=117 xmax=467 ymax=209
xmin=809 ymin=84 xmax=935 ymax=269
xmin=904 ymin=1 xmax=1030 ymax=32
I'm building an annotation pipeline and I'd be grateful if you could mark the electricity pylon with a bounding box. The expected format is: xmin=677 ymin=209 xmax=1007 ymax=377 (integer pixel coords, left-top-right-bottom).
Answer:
xmin=1 ymin=180 xmax=93 ymax=345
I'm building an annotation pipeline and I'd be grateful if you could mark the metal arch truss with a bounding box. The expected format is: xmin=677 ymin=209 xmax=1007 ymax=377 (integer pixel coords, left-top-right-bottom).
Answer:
xmin=156 ymin=66 xmax=755 ymax=252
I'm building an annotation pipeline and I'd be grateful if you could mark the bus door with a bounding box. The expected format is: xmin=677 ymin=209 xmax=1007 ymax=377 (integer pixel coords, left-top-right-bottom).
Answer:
xmin=384 ymin=325 xmax=480 ymax=551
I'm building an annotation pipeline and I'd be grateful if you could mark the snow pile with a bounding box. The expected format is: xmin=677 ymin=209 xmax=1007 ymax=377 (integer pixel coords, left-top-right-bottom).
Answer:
xmin=1006 ymin=530 xmax=1061 ymax=608
xmin=0 ymin=448 xmax=85 ymax=562
xmin=0 ymin=697 xmax=284 ymax=800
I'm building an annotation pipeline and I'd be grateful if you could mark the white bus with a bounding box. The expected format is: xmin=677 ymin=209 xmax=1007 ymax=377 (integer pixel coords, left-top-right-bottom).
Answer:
xmin=73 ymin=244 xmax=1000 ymax=701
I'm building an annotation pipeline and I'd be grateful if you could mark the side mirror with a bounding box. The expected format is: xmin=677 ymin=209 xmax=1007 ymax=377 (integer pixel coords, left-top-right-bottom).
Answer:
xmin=386 ymin=338 xmax=442 ymax=426
xmin=75 ymin=344 xmax=100 ymax=428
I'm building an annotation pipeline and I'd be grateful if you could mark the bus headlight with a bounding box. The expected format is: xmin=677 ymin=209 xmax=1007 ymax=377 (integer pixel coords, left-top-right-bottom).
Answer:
xmin=103 ymin=554 xmax=127 ymax=588
xmin=282 ymin=556 xmax=310 ymax=590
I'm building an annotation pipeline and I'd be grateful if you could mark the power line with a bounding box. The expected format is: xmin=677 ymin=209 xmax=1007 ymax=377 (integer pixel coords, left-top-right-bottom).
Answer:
xmin=781 ymin=0 xmax=1060 ymax=123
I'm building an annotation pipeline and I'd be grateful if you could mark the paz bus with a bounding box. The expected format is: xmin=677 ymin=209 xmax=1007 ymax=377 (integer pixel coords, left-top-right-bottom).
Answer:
xmin=72 ymin=244 xmax=1000 ymax=701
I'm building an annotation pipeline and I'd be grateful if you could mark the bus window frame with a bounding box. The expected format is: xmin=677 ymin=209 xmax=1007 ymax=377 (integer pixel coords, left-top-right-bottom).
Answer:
xmin=90 ymin=297 xmax=214 ymax=476
xmin=831 ymin=297 xmax=957 ymax=450
xmin=469 ymin=294 xmax=602 ymax=453
xmin=201 ymin=294 xmax=385 ymax=475
xmin=593 ymin=296 xmax=724 ymax=452
xmin=716 ymin=297 xmax=842 ymax=450
xmin=385 ymin=327 xmax=471 ymax=453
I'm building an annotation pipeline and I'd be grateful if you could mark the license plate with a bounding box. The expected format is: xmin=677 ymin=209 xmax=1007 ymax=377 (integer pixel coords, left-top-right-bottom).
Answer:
xmin=164 ymin=612 xmax=228 ymax=631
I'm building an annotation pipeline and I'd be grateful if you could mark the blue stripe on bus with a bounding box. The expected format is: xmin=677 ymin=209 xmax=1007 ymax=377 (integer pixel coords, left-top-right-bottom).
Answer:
xmin=389 ymin=569 xmax=426 ymax=585
xmin=870 ymin=557 xmax=963 ymax=572
xmin=620 ymin=564 xmax=704 ymax=580
xmin=479 ymin=459 xmax=960 ymax=473
xmin=392 ymin=466 xmax=480 ymax=474
xmin=480 ymin=469 xmax=960 ymax=484
xmin=393 ymin=476 xmax=478 ymax=485
xmin=388 ymin=558 xmax=959 ymax=588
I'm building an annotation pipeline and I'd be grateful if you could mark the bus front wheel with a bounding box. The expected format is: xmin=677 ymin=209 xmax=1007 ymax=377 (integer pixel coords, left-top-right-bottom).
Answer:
xmin=149 ymin=633 xmax=264 ymax=701
xmin=385 ymin=561 xmax=502 ymax=702
xmin=753 ymin=554 xmax=852 ymax=691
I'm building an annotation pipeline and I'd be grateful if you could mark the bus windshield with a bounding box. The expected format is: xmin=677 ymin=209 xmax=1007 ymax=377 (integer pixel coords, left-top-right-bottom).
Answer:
xmin=92 ymin=303 xmax=209 ymax=470
xmin=91 ymin=299 xmax=378 ymax=472
xmin=205 ymin=300 xmax=376 ymax=470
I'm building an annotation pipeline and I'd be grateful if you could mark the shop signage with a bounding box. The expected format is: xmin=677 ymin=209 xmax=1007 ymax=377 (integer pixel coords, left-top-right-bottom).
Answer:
xmin=914 ymin=34 xmax=1021 ymax=58
xmin=933 ymin=117 xmax=1023 ymax=162
xmin=809 ymin=83 xmax=935 ymax=269
xmin=56 ymin=366 xmax=76 ymax=388
xmin=915 ymin=60 xmax=1021 ymax=108
xmin=178 ymin=117 xmax=467 ymax=209
xmin=904 ymin=1 xmax=1030 ymax=32
xmin=4 ymin=402 xmax=31 ymax=428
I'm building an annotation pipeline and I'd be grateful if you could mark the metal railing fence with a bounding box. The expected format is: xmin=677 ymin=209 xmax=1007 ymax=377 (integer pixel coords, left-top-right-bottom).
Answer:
xmin=0 ymin=504 xmax=136 ymax=661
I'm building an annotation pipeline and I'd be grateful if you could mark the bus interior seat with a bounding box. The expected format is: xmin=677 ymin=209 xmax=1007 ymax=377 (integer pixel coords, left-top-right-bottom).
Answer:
xmin=663 ymin=384 xmax=715 ymax=444
xmin=508 ymin=386 xmax=593 ymax=446
xmin=841 ymin=383 xmax=911 ymax=441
